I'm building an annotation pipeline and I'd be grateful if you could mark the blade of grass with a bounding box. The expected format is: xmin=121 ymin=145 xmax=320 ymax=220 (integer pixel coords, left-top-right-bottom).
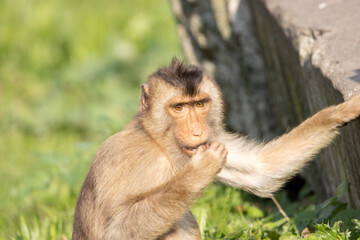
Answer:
xmin=215 ymin=187 xmax=235 ymax=238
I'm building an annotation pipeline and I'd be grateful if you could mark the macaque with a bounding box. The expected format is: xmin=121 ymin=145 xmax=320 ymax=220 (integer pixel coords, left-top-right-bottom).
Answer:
xmin=73 ymin=58 xmax=360 ymax=240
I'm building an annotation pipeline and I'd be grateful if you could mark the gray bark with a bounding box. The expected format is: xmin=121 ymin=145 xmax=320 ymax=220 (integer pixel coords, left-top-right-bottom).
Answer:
xmin=170 ymin=0 xmax=360 ymax=208
xmin=170 ymin=0 xmax=278 ymax=140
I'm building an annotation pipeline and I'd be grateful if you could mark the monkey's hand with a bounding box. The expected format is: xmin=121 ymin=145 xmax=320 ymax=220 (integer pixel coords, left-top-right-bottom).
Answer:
xmin=191 ymin=141 xmax=228 ymax=177
xmin=337 ymin=94 xmax=360 ymax=123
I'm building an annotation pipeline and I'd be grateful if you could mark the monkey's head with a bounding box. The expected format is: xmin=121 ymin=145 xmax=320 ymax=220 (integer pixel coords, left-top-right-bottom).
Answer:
xmin=140 ymin=58 xmax=224 ymax=156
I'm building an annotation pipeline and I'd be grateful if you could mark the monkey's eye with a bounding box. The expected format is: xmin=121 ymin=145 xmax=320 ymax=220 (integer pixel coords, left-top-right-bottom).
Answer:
xmin=174 ymin=104 xmax=184 ymax=112
xmin=195 ymin=101 xmax=205 ymax=108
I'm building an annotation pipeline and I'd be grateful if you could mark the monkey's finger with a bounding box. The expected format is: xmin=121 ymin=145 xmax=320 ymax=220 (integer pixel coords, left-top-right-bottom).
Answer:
xmin=354 ymin=94 xmax=360 ymax=115
xmin=209 ymin=141 xmax=221 ymax=151
xmin=221 ymin=148 xmax=228 ymax=160
xmin=196 ymin=145 xmax=206 ymax=154
xmin=218 ymin=144 xmax=226 ymax=153
xmin=217 ymin=143 xmax=226 ymax=152
xmin=209 ymin=141 xmax=220 ymax=146
xmin=220 ymin=145 xmax=227 ymax=157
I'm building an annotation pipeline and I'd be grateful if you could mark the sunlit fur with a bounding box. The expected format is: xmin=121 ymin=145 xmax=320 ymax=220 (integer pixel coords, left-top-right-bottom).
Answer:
xmin=218 ymin=96 xmax=360 ymax=197
xmin=73 ymin=59 xmax=227 ymax=240
xmin=73 ymin=58 xmax=360 ymax=240
xmin=140 ymin=60 xmax=224 ymax=168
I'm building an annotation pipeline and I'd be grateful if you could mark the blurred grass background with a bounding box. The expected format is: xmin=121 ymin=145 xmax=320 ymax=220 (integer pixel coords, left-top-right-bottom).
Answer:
xmin=0 ymin=0 xmax=182 ymax=238
xmin=2 ymin=0 xmax=359 ymax=239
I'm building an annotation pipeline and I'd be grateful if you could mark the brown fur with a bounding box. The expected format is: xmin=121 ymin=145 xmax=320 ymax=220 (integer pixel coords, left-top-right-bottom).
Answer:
xmin=73 ymin=59 xmax=360 ymax=239
xmin=73 ymin=60 xmax=227 ymax=239
xmin=217 ymin=93 xmax=360 ymax=197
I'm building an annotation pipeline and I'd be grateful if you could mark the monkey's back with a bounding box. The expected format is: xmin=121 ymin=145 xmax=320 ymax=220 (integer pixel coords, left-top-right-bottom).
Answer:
xmin=73 ymin=126 xmax=174 ymax=239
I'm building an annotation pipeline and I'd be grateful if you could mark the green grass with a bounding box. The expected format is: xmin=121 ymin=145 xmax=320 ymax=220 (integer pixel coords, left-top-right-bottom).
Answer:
xmin=1 ymin=0 xmax=359 ymax=239
xmin=191 ymin=183 xmax=360 ymax=239
xmin=0 ymin=0 xmax=180 ymax=238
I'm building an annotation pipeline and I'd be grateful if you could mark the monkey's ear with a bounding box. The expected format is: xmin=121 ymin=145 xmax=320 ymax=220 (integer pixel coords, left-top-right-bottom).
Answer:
xmin=140 ymin=84 xmax=150 ymax=113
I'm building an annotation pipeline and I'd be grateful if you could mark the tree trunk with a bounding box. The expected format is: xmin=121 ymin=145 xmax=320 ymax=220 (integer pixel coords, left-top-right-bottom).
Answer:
xmin=170 ymin=0 xmax=360 ymax=208
xmin=170 ymin=0 xmax=278 ymax=140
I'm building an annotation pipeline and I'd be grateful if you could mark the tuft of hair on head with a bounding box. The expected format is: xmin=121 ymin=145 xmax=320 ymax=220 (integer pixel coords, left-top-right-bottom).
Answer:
xmin=151 ymin=57 xmax=204 ymax=96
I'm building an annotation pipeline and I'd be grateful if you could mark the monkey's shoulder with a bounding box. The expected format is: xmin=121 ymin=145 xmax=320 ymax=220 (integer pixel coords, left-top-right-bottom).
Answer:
xmin=88 ymin=129 xmax=173 ymax=195
xmin=95 ymin=129 xmax=156 ymax=157
xmin=92 ymin=128 xmax=169 ymax=174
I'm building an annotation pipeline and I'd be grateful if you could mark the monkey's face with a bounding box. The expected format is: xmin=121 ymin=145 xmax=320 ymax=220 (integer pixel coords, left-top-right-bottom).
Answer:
xmin=167 ymin=93 xmax=212 ymax=156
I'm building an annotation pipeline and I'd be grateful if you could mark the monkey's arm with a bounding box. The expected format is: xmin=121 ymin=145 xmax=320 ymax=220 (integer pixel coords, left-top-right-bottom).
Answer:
xmin=217 ymin=95 xmax=360 ymax=197
xmin=105 ymin=145 xmax=225 ymax=240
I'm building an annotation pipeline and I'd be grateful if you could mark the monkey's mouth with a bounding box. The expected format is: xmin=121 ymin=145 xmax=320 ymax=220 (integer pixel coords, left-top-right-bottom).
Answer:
xmin=183 ymin=142 xmax=207 ymax=156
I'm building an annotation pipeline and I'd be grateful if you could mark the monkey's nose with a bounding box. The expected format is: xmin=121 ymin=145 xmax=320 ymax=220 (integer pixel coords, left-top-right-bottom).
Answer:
xmin=192 ymin=129 xmax=203 ymax=137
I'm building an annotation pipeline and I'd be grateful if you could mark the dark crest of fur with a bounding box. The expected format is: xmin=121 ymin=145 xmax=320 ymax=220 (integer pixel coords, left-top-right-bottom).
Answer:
xmin=152 ymin=58 xmax=204 ymax=96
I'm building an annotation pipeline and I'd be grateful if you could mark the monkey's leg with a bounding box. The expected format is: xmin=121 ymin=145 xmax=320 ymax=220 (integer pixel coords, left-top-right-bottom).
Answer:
xmin=218 ymin=94 xmax=360 ymax=197
xmin=159 ymin=211 xmax=201 ymax=240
